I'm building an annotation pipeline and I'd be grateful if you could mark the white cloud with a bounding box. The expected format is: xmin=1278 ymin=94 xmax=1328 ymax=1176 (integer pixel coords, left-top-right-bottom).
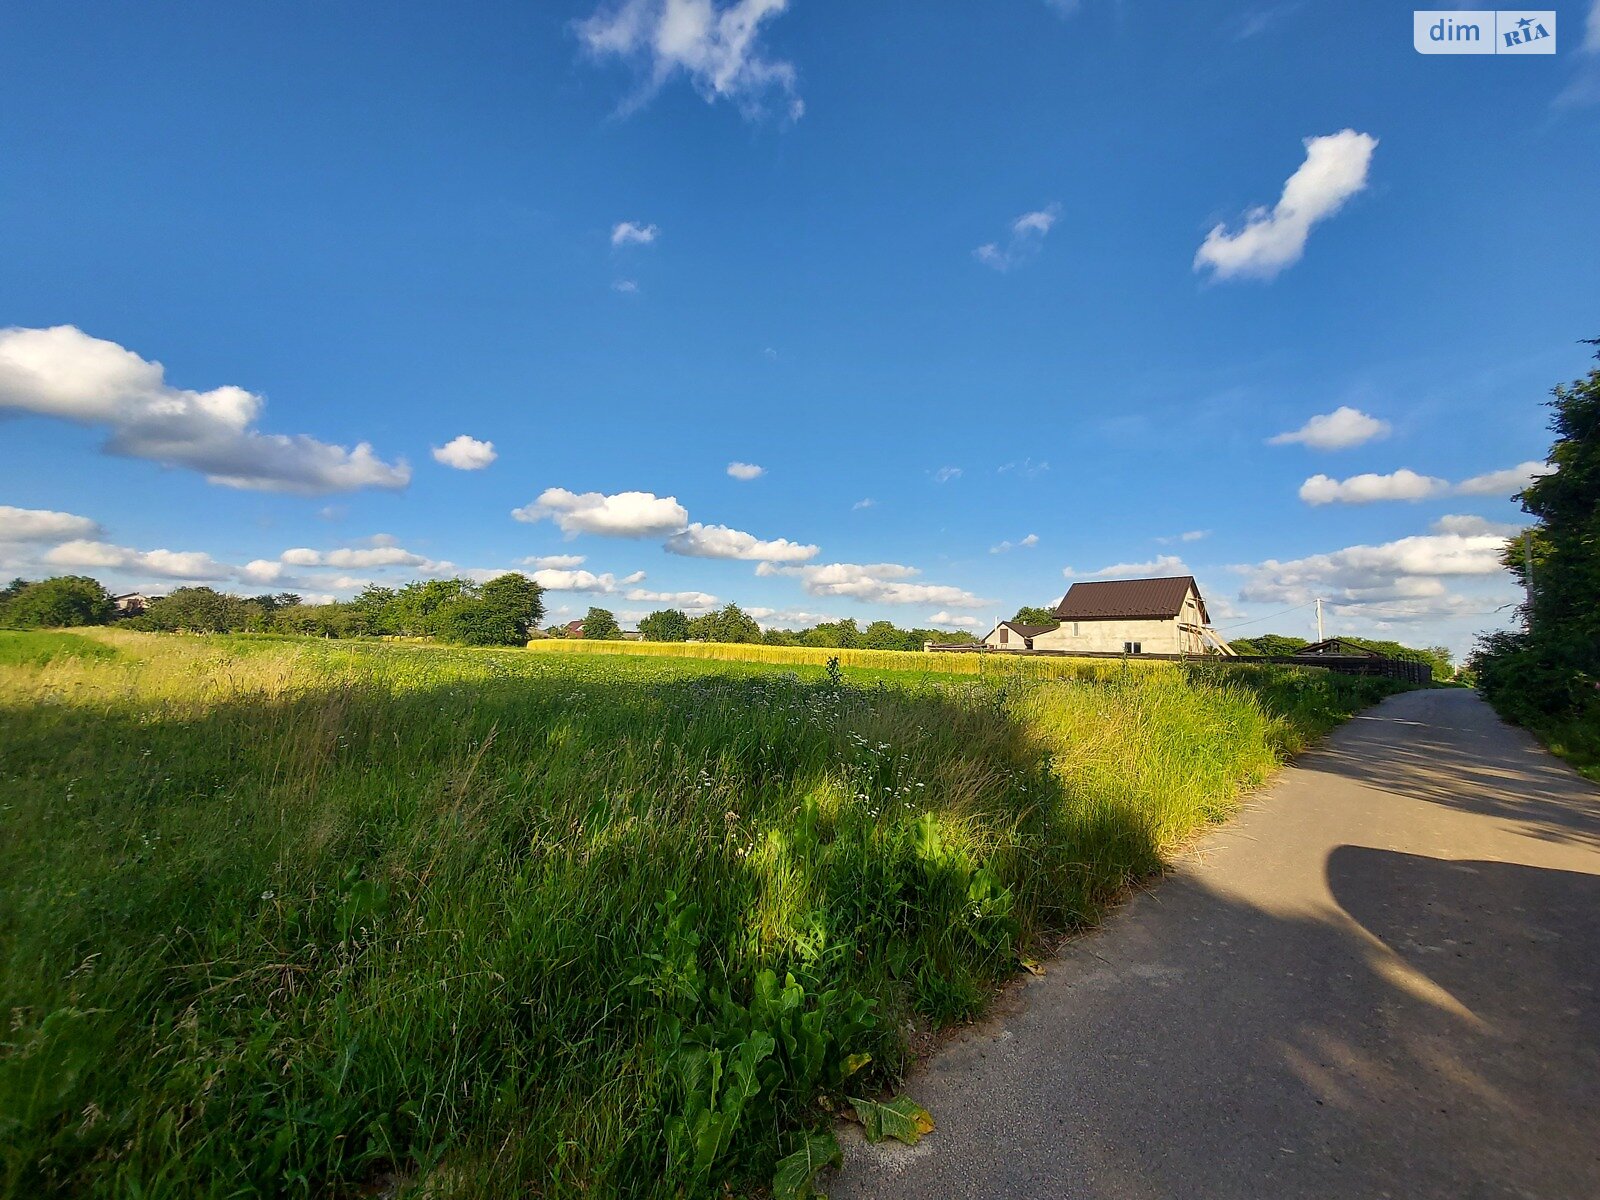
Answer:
xmin=1299 ymin=468 xmax=1448 ymax=506
xmin=240 ymin=559 xmax=284 ymax=583
xmin=613 ymin=279 xmax=640 ymax=294
xmin=1063 ymin=554 xmax=1191 ymax=580
xmin=431 ymin=435 xmax=497 ymax=471
xmin=0 ymin=325 xmax=410 ymax=494
xmin=758 ymin=560 xmax=990 ymax=608
xmin=927 ymin=611 xmax=984 ymax=628
xmin=576 ymin=0 xmax=803 ymax=120
xmin=1156 ymin=530 xmax=1211 ymax=545
xmin=974 ymin=204 xmax=1060 ymax=272
xmin=665 ymin=522 xmax=817 ymax=562
xmin=1268 ymin=405 xmax=1390 ymax=450
xmin=43 ymin=539 xmax=232 ymax=581
xmin=625 ymin=587 xmax=719 ymax=610
xmin=1195 ymin=130 xmax=1377 ymax=281
xmin=0 ymin=505 xmax=102 ymax=543
xmin=852 ymin=497 xmax=876 ymax=510
xmin=521 ymin=554 xmax=587 ymax=569
xmin=512 ymin=488 xmax=690 ymax=538
xmin=1431 ymin=514 xmax=1520 ymax=537
xmin=746 ymin=606 xmax=834 ymax=629
xmin=1236 ymin=532 xmax=1512 ymax=614
xmin=279 ymin=545 xmax=445 ymax=570
xmin=525 ymin=568 xmax=635 ymax=593
xmin=611 ymin=221 xmax=660 ymax=247
xmin=932 ymin=466 xmax=962 ymax=483
xmin=990 ymin=533 xmax=1040 ymax=554
xmin=997 ymin=458 xmax=1049 ymax=477
xmin=1454 ymin=460 xmax=1553 ymax=497
xmin=726 ymin=460 xmax=764 ymax=480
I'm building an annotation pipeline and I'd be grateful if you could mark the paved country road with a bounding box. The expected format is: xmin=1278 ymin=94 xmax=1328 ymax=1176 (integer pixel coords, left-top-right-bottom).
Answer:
xmin=831 ymin=688 xmax=1600 ymax=1200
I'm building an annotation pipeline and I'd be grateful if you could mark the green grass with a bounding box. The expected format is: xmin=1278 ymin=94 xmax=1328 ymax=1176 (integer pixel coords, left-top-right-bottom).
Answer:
xmin=0 ymin=630 xmax=1405 ymax=1198
xmin=0 ymin=630 xmax=119 ymax=668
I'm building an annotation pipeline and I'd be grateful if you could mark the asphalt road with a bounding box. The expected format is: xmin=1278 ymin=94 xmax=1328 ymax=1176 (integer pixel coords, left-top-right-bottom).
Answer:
xmin=831 ymin=688 xmax=1600 ymax=1200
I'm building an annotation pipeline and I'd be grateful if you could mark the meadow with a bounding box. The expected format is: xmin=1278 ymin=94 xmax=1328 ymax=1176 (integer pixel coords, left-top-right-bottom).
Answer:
xmin=0 ymin=629 xmax=1405 ymax=1198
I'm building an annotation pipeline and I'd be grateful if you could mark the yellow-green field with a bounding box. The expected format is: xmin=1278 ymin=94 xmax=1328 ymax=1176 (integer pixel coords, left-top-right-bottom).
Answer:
xmin=0 ymin=629 xmax=1404 ymax=1198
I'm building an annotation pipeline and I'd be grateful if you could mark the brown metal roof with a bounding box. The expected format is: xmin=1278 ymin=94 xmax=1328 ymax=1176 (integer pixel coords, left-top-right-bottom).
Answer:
xmin=1053 ymin=576 xmax=1207 ymax=622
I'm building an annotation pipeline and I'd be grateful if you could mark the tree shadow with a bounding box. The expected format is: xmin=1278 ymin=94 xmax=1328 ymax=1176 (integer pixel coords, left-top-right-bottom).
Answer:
xmin=833 ymin=844 xmax=1600 ymax=1199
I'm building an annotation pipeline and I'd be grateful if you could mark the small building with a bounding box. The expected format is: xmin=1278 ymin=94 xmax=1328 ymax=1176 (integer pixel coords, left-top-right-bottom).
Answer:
xmin=1030 ymin=576 xmax=1223 ymax=656
xmin=564 ymin=619 xmax=585 ymax=638
xmin=112 ymin=592 xmax=161 ymax=615
xmin=982 ymin=619 xmax=1058 ymax=651
xmin=1292 ymin=638 xmax=1377 ymax=658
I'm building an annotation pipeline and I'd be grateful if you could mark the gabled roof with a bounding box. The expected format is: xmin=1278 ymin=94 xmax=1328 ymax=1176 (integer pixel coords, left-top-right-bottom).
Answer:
xmin=1053 ymin=576 xmax=1207 ymax=623
xmin=1294 ymin=638 xmax=1378 ymax=657
xmin=996 ymin=620 xmax=1058 ymax=638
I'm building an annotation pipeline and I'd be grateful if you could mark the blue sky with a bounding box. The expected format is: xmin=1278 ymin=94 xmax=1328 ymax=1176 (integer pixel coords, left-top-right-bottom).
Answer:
xmin=2 ymin=1 xmax=1597 ymax=653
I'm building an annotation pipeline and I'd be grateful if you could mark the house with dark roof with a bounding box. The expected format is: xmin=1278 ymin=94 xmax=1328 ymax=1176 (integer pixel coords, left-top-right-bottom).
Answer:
xmin=982 ymin=619 xmax=1058 ymax=651
xmin=1026 ymin=575 xmax=1230 ymax=656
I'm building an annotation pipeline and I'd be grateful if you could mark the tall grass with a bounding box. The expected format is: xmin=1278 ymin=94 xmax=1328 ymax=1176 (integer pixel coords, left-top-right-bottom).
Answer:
xmin=0 ymin=630 xmax=1403 ymax=1197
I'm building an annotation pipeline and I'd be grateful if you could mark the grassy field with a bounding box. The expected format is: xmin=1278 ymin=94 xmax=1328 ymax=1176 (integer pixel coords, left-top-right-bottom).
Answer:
xmin=0 ymin=630 xmax=1405 ymax=1198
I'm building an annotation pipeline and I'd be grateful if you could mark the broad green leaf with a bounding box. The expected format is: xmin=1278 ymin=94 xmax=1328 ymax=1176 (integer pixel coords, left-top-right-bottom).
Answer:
xmin=848 ymin=1094 xmax=935 ymax=1146
xmin=773 ymin=1131 xmax=841 ymax=1200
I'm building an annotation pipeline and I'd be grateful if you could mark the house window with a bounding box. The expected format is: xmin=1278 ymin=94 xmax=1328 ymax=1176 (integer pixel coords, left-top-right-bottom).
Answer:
xmin=1072 ymin=622 xmax=1079 ymax=636
xmin=1123 ymin=641 xmax=1142 ymax=655
xmin=999 ymin=627 xmax=1008 ymax=643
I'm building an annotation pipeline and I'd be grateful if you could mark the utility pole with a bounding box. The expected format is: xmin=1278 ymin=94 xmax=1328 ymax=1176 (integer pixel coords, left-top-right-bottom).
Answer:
xmin=1315 ymin=597 xmax=1324 ymax=643
xmin=1522 ymin=533 xmax=1535 ymax=623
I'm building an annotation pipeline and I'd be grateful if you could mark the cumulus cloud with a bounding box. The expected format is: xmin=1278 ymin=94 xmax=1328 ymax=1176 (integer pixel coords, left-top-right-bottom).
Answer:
xmin=852 ymin=498 xmax=876 ymax=510
xmin=512 ymin=488 xmax=690 ymax=538
xmin=726 ymin=461 xmax=764 ymax=480
xmin=1455 ymin=460 xmax=1553 ymax=497
xmin=521 ymin=554 xmax=587 ymax=569
xmin=576 ymin=0 xmax=803 ymax=120
xmin=1195 ymin=130 xmax=1377 ymax=281
xmin=43 ymin=539 xmax=232 ymax=581
xmin=431 ymin=435 xmax=497 ymax=471
xmin=0 ymin=326 xmax=410 ymax=494
xmin=626 ymin=587 xmax=719 ymax=610
xmin=746 ymin=606 xmax=835 ymax=629
xmin=1063 ymin=554 xmax=1191 ymax=580
xmin=974 ymin=204 xmax=1060 ymax=272
xmin=0 ymin=505 xmax=102 ymax=543
xmin=525 ymin=568 xmax=644 ymax=593
xmin=1268 ymin=406 xmax=1390 ymax=450
xmin=665 ymin=522 xmax=817 ymax=562
xmin=928 ymin=611 xmax=984 ymax=628
xmin=1299 ymin=469 xmax=1448 ymax=506
xmin=757 ymin=560 xmax=990 ymax=608
xmin=279 ymin=545 xmax=445 ymax=570
xmin=611 ymin=221 xmax=660 ymax=247
xmin=1236 ymin=531 xmax=1512 ymax=616
xmin=1431 ymin=514 xmax=1520 ymax=537
xmin=990 ymin=533 xmax=1040 ymax=554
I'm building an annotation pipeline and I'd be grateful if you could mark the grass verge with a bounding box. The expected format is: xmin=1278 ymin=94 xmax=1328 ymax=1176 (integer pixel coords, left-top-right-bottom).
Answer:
xmin=0 ymin=630 xmax=1404 ymax=1197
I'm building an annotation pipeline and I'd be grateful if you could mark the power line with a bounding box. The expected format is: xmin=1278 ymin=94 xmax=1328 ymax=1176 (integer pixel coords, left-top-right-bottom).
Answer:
xmin=1217 ymin=601 xmax=1316 ymax=632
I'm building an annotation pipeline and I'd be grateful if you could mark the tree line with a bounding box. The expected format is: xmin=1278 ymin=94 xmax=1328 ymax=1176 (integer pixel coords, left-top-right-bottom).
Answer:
xmin=1471 ymin=339 xmax=1598 ymax=774
xmin=0 ymin=575 xmax=980 ymax=651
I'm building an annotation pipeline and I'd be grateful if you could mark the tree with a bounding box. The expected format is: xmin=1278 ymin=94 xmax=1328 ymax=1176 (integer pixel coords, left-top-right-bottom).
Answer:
xmin=639 ymin=608 xmax=691 ymax=642
xmin=479 ymin=573 xmax=545 ymax=641
xmin=138 ymin=587 xmax=263 ymax=633
xmin=1 ymin=575 xmax=114 ymax=628
xmin=581 ymin=607 xmax=621 ymax=640
xmin=1012 ymin=605 xmax=1056 ymax=626
xmin=435 ymin=600 xmax=521 ymax=646
xmin=1475 ymin=340 xmax=1599 ymax=730
xmin=862 ymin=620 xmax=914 ymax=651
xmin=388 ymin=579 xmax=472 ymax=637
xmin=688 ymin=603 xmax=761 ymax=643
